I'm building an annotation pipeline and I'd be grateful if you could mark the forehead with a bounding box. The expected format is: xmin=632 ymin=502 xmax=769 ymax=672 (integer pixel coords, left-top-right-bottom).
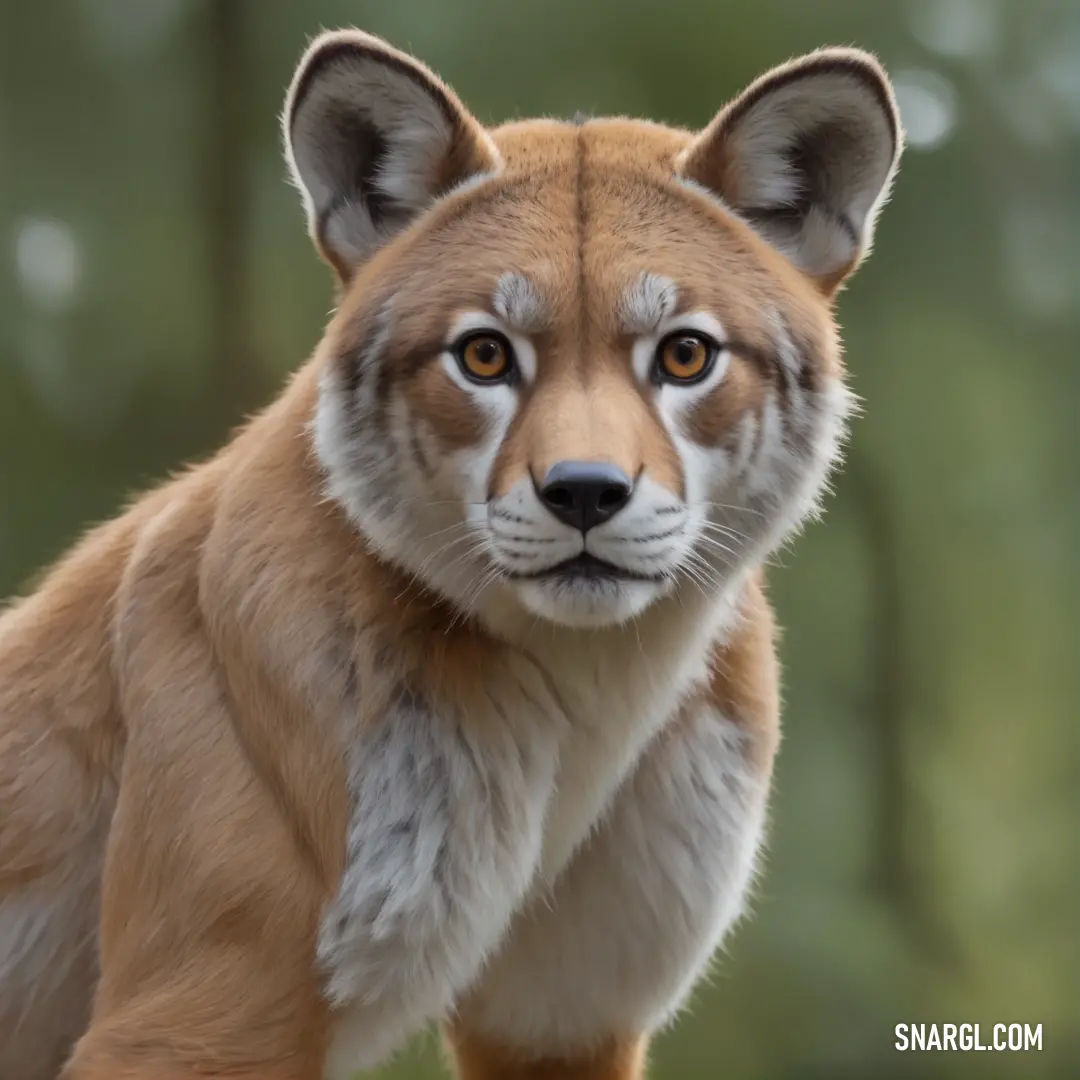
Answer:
xmin=343 ymin=119 xmax=822 ymax=351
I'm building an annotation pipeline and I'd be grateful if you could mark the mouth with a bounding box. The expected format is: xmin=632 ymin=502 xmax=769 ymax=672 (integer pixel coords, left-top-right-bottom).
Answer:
xmin=511 ymin=552 xmax=666 ymax=584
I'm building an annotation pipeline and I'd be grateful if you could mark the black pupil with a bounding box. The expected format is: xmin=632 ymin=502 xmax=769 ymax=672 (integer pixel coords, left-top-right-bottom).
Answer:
xmin=673 ymin=338 xmax=699 ymax=366
xmin=473 ymin=339 xmax=501 ymax=368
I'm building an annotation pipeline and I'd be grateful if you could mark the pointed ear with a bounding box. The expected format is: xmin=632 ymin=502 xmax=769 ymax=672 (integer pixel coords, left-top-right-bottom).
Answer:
xmin=678 ymin=48 xmax=902 ymax=294
xmin=283 ymin=30 xmax=501 ymax=282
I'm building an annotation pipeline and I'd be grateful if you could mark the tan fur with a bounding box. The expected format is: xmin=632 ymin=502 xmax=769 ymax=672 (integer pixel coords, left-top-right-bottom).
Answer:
xmin=446 ymin=1029 xmax=647 ymax=1080
xmin=0 ymin=29 xmax=900 ymax=1080
xmin=703 ymin=571 xmax=782 ymax=773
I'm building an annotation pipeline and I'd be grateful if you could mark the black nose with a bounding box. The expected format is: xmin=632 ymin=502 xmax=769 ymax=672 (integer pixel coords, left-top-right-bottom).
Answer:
xmin=538 ymin=461 xmax=633 ymax=532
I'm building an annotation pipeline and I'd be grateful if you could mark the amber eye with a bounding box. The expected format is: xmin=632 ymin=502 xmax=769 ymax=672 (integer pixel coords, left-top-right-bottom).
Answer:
xmin=456 ymin=333 xmax=515 ymax=383
xmin=655 ymin=332 xmax=717 ymax=384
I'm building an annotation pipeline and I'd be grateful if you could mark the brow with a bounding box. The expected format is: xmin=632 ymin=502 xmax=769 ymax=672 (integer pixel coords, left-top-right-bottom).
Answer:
xmin=492 ymin=272 xmax=551 ymax=334
xmin=618 ymin=271 xmax=679 ymax=335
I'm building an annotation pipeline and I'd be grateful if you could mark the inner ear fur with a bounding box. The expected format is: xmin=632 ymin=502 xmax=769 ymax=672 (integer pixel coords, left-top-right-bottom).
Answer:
xmin=678 ymin=48 xmax=903 ymax=294
xmin=283 ymin=29 xmax=501 ymax=282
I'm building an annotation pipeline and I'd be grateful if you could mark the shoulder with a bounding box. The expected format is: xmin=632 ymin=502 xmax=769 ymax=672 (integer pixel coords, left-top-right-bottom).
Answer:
xmin=699 ymin=571 xmax=781 ymax=773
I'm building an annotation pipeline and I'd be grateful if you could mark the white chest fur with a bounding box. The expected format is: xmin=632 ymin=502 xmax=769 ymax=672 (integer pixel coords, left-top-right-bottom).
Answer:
xmin=525 ymin=593 xmax=731 ymax=881
xmin=322 ymin=589 xmax=737 ymax=1078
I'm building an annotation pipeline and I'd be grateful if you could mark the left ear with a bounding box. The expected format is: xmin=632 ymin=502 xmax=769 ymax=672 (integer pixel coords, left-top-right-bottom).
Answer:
xmin=283 ymin=29 xmax=501 ymax=283
xmin=678 ymin=48 xmax=903 ymax=294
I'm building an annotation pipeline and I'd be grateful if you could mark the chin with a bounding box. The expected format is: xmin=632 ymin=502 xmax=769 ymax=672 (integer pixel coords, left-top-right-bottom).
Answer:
xmin=512 ymin=576 xmax=667 ymax=629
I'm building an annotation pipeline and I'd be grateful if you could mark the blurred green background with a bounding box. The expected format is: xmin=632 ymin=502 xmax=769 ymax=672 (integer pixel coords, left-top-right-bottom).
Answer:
xmin=1 ymin=0 xmax=1077 ymax=1077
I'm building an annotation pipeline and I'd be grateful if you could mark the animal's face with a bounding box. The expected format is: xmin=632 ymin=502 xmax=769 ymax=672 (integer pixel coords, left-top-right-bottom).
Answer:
xmin=286 ymin=33 xmax=901 ymax=629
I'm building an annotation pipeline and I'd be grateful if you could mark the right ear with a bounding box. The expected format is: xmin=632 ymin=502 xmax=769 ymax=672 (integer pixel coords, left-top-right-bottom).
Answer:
xmin=283 ymin=30 xmax=501 ymax=282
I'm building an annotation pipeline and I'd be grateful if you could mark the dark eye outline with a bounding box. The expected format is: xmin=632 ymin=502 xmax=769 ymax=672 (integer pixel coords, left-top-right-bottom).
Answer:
xmin=452 ymin=331 xmax=518 ymax=385
xmin=652 ymin=331 xmax=723 ymax=386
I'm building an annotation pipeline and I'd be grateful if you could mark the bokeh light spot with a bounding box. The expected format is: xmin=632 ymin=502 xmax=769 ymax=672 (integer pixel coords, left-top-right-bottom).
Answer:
xmin=892 ymin=69 xmax=958 ymax=151
xmin=14 ymin=217 xmax=83 ymax=312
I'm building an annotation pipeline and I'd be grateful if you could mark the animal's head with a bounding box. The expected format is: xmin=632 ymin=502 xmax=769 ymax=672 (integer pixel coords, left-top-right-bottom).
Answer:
xmin=285 ymin=31 xmax=901 ymax=630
